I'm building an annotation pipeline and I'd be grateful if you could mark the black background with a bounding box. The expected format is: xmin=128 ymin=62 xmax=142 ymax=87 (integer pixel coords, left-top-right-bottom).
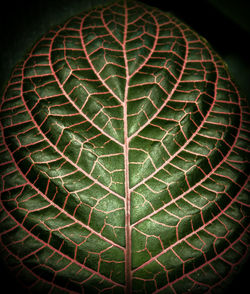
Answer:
xmin=0 ymin=0 xmax=249 ymax=293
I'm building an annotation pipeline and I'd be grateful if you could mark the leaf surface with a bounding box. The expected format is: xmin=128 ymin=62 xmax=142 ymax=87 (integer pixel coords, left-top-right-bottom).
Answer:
xmin=0 ymin=0 xmax=249 ymax=293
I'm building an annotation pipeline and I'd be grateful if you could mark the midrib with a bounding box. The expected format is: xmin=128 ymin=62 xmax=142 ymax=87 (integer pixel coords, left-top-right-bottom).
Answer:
xmin=122 ymin=2 xmax=132 ymax=293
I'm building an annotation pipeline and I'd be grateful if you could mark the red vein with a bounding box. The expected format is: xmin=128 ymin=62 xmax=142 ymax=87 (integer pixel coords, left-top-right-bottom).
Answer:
xmin=80 ymin=12 xmax=124 ymax=106
xmin=1 ymin=2 xmax=249 ymax=293
xmin=48 ymin=25 xmax=124 ymax=148
xmin=0 ymin=196 xmax=124 ymax=288
xmin=132 ymin=76 xmax=244 ymax=280
xmin=131 ymin=94 xmax=241 ymax=227
xmin=130 ymin=44 xmax=219 ymax=193
xmin=154 ymin=225 xmax=249 ymax=293
xmin=129 ymin=10 xmax=159 ymax=78
xmin=0 ymin=242 xmax=81 ymax=294
xmin=133 ymin=174 xmax=249 ymax=274
xmin=122 ymin=2 xmax=132 ymax=293
xmin=0 ymin=123 xmax=125 ymax=252
xmin=19 ymin=61 xmax=124 ymax=202
xmin=127 ymin=22 xmax=189 ymax=142
xmin=101 ymin=9 xmax=123 ymax=47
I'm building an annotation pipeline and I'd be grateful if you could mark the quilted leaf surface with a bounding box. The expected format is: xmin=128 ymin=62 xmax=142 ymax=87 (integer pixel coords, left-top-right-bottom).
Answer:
xmin=0 ymin=1 xmax=249 ymax=293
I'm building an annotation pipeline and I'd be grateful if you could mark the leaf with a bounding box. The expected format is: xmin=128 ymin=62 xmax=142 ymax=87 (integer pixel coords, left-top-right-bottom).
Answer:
xmin=0 ymin=0 xmax=249 ymax=293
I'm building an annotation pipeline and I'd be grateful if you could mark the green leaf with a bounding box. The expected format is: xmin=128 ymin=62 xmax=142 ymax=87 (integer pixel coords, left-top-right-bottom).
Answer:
xmin=0 ymin=1 xmax=249 ymax=293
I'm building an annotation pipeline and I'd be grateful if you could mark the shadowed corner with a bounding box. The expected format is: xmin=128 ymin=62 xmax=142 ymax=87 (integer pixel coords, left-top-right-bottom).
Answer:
xmin=0 ymin=263 xmax=27 ymax=294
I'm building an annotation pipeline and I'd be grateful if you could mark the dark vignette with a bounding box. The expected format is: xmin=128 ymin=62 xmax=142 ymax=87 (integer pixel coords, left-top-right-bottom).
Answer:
xmin=0 ymin=0 xmax=249 ymax=293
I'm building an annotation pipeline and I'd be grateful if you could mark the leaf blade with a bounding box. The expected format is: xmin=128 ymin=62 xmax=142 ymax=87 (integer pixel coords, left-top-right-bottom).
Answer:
xmin=0 ymin=1 xmax=249 ymax=293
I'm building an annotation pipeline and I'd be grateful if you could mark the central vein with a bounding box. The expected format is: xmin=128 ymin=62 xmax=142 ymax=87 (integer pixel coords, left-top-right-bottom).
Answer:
xmin=122 ymin=1 xmax=132 ymax=293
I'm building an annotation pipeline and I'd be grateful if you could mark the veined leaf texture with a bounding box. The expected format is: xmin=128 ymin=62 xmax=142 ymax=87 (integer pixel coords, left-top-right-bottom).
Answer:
xmin=0 ymin=0 xmax=249 ymax=293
